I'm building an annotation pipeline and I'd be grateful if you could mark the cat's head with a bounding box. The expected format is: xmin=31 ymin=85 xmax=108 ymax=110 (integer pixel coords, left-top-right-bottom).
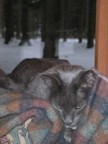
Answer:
xmin=40 ymin=65 xmax=96 ymax=129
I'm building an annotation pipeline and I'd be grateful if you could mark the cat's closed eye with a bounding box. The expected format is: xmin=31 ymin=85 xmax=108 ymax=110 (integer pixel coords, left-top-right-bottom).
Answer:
xmin=75 ymin=102 xmax=85 ymax=110
xmin=53 ymin=103 xmax=63 ymax=111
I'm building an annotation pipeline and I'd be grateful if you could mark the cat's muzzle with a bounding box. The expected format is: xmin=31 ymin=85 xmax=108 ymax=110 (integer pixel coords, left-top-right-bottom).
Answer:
xmin=65 ymin=124 xmax=77 ymax=130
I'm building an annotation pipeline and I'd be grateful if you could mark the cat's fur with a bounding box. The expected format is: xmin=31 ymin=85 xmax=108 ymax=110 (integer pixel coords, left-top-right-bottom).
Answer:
xmin=0 ymin=59 xmax=96 ymax=143
xmin=0 ymin=58 xmax=69 ymax=92
xmin=25 ymin=64 xmax=96 ymax=142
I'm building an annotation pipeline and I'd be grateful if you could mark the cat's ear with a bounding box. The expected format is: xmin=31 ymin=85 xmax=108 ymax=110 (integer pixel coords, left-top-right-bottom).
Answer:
xmin=77 ymin=70 xmax=96 ymax=99
xmin=79 ymin=70 xmax=96 ymax=89
xmin=40 ymin=73 xmax=60 ymax=87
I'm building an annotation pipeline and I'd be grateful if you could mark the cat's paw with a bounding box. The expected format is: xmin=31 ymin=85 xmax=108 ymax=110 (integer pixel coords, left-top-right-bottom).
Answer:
xmin=64 ymin=134 xmax=72 ymax=143
xmin=64 ymin=131 xmax=72 ymax=143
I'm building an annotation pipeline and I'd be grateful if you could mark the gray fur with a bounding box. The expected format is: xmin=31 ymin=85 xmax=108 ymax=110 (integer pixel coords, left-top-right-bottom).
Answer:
xmin=25 ymin=64 xmax=96 ymax=142
xmin=0 ymin=58 xmax=69 ymax=91
xmin=0 ymin=59 xmax=96 ymax=143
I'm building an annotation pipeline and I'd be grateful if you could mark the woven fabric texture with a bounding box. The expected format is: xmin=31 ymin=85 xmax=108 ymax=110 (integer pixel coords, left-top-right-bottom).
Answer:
xmin=74 ymin=70 xmax=108 ymax=144
xmin=0 ymin=69 xmax=108 ymax=144
xmin=0 ymin=88 xmax=69 ymax=144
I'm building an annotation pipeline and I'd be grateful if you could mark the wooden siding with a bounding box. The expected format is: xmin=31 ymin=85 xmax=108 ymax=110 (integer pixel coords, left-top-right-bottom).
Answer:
xmin=95 ymin=0 xmax=108 ymax=76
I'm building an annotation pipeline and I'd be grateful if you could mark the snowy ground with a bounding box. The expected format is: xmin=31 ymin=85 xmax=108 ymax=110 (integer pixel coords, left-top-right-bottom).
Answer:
xmin=0 ymin=38 xmax=95 ymax=74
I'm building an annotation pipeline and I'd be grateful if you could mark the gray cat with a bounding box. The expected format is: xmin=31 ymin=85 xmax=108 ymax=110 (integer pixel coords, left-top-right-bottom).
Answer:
xmin=25 ymin=63 xmax=96 ymax=143
xmin=0 ymin=58 xmax=69 ymax=92
xmin=0 ymin=59 xmax=96 ymax=143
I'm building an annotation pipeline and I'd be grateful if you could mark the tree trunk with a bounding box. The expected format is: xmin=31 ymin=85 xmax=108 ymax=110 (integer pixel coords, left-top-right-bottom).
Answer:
xmin=4 ymin=0 xmax=14 ymax=44
xmin=78 ymin=0 xmax=85 ymax=43
xmin=41 ymin=1 xmax=46 ymax=42
xmin=43 ymin=0 xmax=56 ymax=58
xmin=0 ymin=0 xmax=5 ymax=38
xmin=0 ymin=0 xmax=3 ymax=36
xmin=61 ymin=0 xmax=67 ymax=41
xmin=87 ymin=0 xmax=96 ymax=48
xmin=19 ymin=0 xmax=30 ymax=45
xmin=85 ymin=0 xmax=89 ymax=35
xmin=16 ymin=0 xmax=22 ymax=39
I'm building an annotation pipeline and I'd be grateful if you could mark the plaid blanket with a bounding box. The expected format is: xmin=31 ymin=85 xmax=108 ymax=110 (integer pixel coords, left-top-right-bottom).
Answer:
xmin=74 ymin=70 xmax=108 ymax=144
xmin=0 ymin=69 xmax=108 ymax=144
xmin=0 ymin=88 xmax=69 ymax=144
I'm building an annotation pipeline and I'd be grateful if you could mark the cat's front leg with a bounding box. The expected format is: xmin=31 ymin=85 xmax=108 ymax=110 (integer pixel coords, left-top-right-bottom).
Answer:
xmin=64 ymin=128 xmax=74 ymax=143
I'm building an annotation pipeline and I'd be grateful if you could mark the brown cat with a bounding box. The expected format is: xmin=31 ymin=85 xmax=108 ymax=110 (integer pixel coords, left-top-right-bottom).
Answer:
xmin=0 ymin=58 xmax=69 ymax=92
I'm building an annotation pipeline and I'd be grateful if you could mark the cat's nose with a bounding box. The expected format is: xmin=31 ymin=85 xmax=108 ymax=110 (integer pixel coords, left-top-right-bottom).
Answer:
xmin=62 ymin=117 xmax=71 ymax=124
xmin=62 ymin=113 xmax=73 ymax=124
xmin=65 ymin=122 xmax=72 ymax=125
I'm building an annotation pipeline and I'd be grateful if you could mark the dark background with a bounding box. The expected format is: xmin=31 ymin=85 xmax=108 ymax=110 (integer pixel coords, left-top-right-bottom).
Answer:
xmin=0 ymin=0 xmax=96 ymax=58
